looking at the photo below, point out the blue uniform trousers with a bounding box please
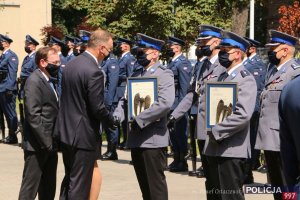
[170,114,188,154]
[0,91,18,131]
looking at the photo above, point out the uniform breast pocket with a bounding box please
[268,90,282,103]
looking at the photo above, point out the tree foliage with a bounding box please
[278,0,300,37]
[61,0,236,45]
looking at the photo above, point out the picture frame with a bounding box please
[205,82,238,131]
[127,77,158,122]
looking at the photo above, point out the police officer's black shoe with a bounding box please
[188,170,198,176]
[257,165,267,173]
[169,161,188,172]
[3,135,18,144]
[196,167,205,178]
[101,151,118,160]
[244,176,254,184]
[167,160,178,171]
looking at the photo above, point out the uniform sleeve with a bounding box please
[171,92,197,120]
[178,60,192,102]
[105,60,120,106]
[212,76,257,141]
[135,70,175,128]
[6,53,18,91]
[0,56,9,68]
[126,56,136,77]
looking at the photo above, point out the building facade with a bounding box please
[0,0,51,74]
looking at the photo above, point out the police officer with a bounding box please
[203,31,256,200]
[0,34,19,144]
[114,37,136,149]
[255,30,300,200]
[166,36,192,172]
[168,26,224,176]
[188,40,207,176]
[73,37,83,56]
[20,35,39,79]
[114,33,175,200]
[19,35,39,98]
[47,36,67,96]
[243,37,267,184]
[76,30,91,56]
[101,52,120,160]
[279,74,300,196]
[64,35,76,62]
[18,35,39,130]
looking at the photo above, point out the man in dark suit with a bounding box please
[19,47,60,200]
[56,29,118,200]
[279,74,300,196]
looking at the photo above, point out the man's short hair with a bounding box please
[35,47,57,66]
[88,29,113,48]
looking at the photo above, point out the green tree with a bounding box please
[62,0,234,44]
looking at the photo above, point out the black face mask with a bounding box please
[201,45,213,57]
[61,45,69,57]
[195,48,203,58]
[24,47,31,54]
[113,46,122,56]
[73,49,80,56]
[103,52,110,62]
[246,50,251,58]
[268,51,280,66]
[137,52,151,67]
[166,48,175,58]
[218,51,232,68]
[0,44,4,51]
[46,63,60,78]
[79,48,85,54]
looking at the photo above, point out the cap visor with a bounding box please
[265,42,280,47]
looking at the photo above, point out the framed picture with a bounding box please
[205,82,238,130]
[127,77,158,121]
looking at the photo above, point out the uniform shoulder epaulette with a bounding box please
[240,70,250,78]
[159,65,167,70]
[291,63,300,70]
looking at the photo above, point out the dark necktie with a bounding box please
[24,55,30,62]
[141,69,147,76]
[271,67,278,76]
[218,72,229,82]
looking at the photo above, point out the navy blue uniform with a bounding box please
[243,54,267,181]
[0,49,18,132]
[114,52,136,147]
[113,52,136,102]
[19,52,37,98]
[279,75,300,193]
[167,54,192,155]
[66,51,76,62]
[57,54,68,97]
[102,54,120,144]
[244,54,266,112]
